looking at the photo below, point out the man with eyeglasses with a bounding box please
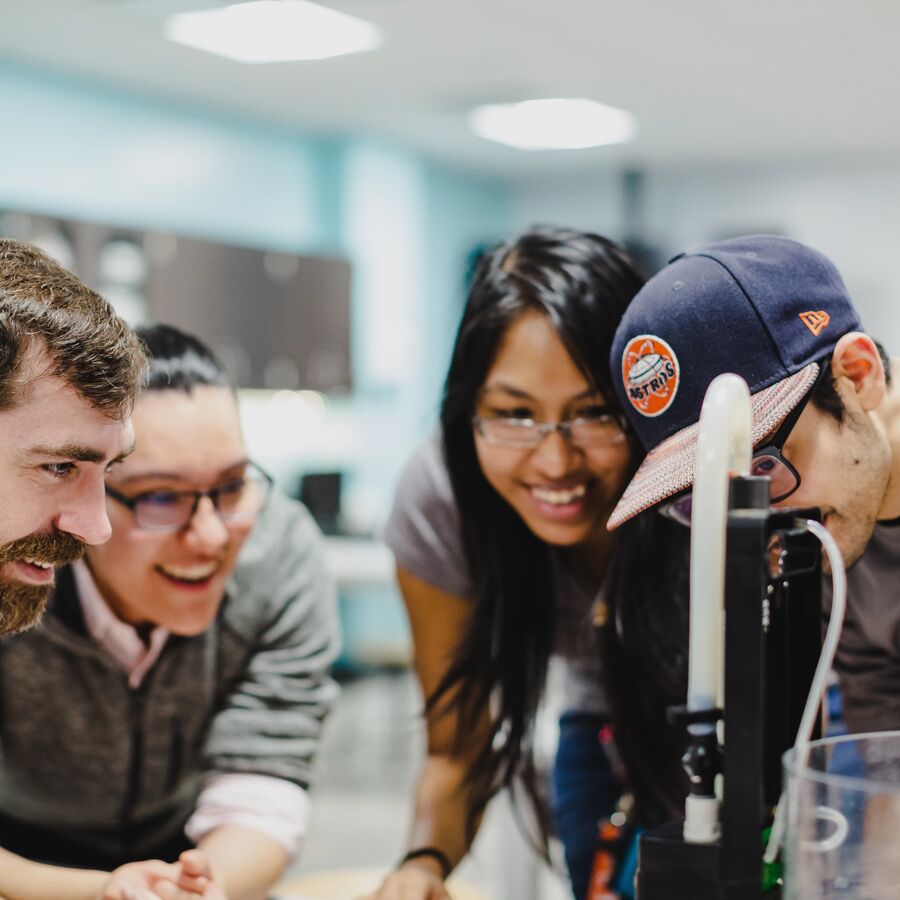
[0,324,339,899]
[606,234,900,738]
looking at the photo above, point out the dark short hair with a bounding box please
[0,239,147,417]
[136,323,231,394]
[812,338,892,423]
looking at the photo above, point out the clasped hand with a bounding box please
[97,849,227,900]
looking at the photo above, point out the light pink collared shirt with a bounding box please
[72,559,170,689]
[70,560,310,856]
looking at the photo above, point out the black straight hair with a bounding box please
[432,225,646,842]
[136,323,231,394]
[604,510,691,817]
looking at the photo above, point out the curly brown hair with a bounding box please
[0,239,146,417]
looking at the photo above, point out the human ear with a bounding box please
[830,332,886,412]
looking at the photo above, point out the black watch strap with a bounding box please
[397,846,453,880]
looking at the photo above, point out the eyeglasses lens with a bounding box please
[662,454,799,526]
[569,419,627,447]
[749,454,799,503]
[478,418,624,448]
[480,419,537,448]
[667,494,693,526]
[134,469,269,531]
[135,493,196,530]
[217,474,264,518]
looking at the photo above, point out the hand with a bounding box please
[153,851,228,900]
[97,850,226,900]
[96,859,182,900]
[355,865,451,900]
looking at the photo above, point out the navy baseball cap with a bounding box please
[607,235,863,529]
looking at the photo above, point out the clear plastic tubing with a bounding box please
[763,518,847,864]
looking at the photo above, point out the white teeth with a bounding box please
[21,558,52,569]
[531,483,587,506]
[159,563,218,582]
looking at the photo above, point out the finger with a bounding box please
[175,873,210,893]
[124,861,182,884]
[120,890,162,900]
[387,868,440,897]
[152,881,208,900]
[177,849,213,878]
[419,885,451,900]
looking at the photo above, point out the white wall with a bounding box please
[509,159,900,355]
[643,161,900,353]
[507,168,624,239]
[0,64,338,252]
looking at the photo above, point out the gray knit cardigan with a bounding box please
[0,489,340,862]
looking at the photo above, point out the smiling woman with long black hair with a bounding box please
[364,226,677,900]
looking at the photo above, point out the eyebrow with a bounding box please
[28,442,135,465]
[113,457,250,485]
[479,382,601,402]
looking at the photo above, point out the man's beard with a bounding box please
[0,531,86,635]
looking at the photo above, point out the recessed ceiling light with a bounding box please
[469,98,636,151]
[165,0,383,64]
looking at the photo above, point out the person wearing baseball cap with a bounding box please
[608,234,900,736]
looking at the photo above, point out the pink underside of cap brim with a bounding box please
[607,362,821,530]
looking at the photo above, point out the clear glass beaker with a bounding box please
[784,730,900,899]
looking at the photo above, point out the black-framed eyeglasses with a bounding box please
[106,462,273,533]
[472,413,627,450]
[659,364,830,527]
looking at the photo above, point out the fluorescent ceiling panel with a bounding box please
[469,98,636,151]
[165,0,383,64]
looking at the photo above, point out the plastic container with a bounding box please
[784,730,900,898]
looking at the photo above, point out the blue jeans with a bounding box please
[551,712,626,899]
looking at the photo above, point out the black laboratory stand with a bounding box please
[636,476,823,900]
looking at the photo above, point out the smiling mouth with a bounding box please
[7,558,57,585]
[530,483,587,506]
[156,562,220,585]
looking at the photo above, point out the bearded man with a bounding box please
[0,238,144,633]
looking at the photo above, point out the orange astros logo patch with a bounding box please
[799,310,830,336]
[622,335,680,418]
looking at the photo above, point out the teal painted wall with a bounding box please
[0,64,341,252]
[420,166,509,428]
[0,62,512,524]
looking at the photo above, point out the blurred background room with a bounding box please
[1,2,899,896]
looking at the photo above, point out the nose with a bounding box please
[55,472,113,545]
[184,496,229,550]
[530,428,579,478]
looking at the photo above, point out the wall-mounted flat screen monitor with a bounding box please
[0,211,352,393]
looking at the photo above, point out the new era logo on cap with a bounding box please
[799,310,831,336]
